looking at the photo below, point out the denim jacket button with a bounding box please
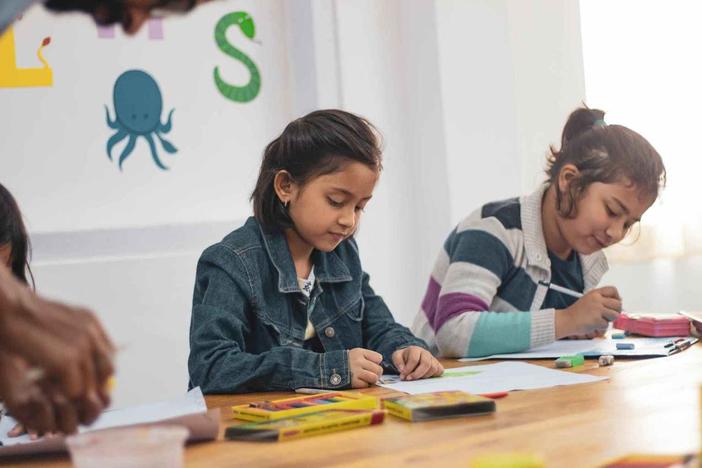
[324,326,335,338]
[330,373,342,386]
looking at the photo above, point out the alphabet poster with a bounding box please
[0,1,292,233]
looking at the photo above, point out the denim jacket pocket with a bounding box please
[345,295,364,322]
[313,287,364,332]
[329,277,364,316]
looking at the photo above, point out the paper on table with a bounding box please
[378,361,606,395]
[0,387,219,457]
[458,337,694,362]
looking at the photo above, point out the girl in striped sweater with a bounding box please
[412,107,666,358]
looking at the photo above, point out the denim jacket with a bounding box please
[188,217,427,393]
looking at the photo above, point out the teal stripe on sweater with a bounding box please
[466,311,531,357]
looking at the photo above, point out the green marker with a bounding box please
[555,355,585,368]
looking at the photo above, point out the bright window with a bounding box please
[580,0,702,260]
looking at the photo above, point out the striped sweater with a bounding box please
[411,185,609,358]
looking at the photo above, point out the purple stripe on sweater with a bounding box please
[421,277,441,326]
[433,293,489,331]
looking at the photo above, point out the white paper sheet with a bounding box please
[378,361,607,395]
[0,387,219,457]
[458,337,696,361]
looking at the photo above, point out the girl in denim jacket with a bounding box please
[188,109,443,393]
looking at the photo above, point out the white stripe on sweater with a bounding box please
[435,312,480,358]
[439,261,499,307]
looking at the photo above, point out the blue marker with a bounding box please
[616,343,635,350]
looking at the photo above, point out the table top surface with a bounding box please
[3,345,701,467]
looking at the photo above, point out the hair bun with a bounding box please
[560,106,606,148]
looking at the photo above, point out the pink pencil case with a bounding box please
[613,313,691,337]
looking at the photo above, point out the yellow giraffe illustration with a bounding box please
[0,26,52,88]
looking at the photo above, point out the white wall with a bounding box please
[334,0,453,325]
[334,0,422,325]
[338,0,586,325]
[435,0,587,224]
[4,0,591,408]
[33,250,200,408]
[601,256,702,314]
[579,0,702,314]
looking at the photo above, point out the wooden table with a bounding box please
[4,345,702,467]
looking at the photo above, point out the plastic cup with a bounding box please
[66,425,189,468]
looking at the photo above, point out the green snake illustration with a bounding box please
[213,11,261,103]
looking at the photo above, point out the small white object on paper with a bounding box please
[378,361,606,395]
[458,337,689,362]
[0,387,219,457]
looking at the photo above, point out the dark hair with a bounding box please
[45,0,197,27]
[251,109,383,231]
[0,183,34,287]
[546,106,666,218]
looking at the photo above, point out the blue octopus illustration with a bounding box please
[105,69,177,171]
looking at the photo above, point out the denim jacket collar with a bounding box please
[255,219,353,294]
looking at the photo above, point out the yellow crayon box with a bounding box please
[225,409,386,442]
[383,391,496,422]
[232,391,380,422]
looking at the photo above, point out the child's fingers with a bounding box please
[357,369,381,385]
[361,359,383,377]
[362,349,383,364]
[401,348,422,378]
[391,350,406,373]
[350,374,370,389]
[432,359,444,377]
[597,286,621,299]
[416,357,438,380]
[602,297,622,312]
[602,308,620,323]
[407,352,432,380]
[424,360,441,379]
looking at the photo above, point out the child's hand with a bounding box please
[555,286,621,339]
[391,346,443,381]
[348,348,383,388]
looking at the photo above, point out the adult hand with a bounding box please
[0,350,101,435]
[0,265,114,428]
